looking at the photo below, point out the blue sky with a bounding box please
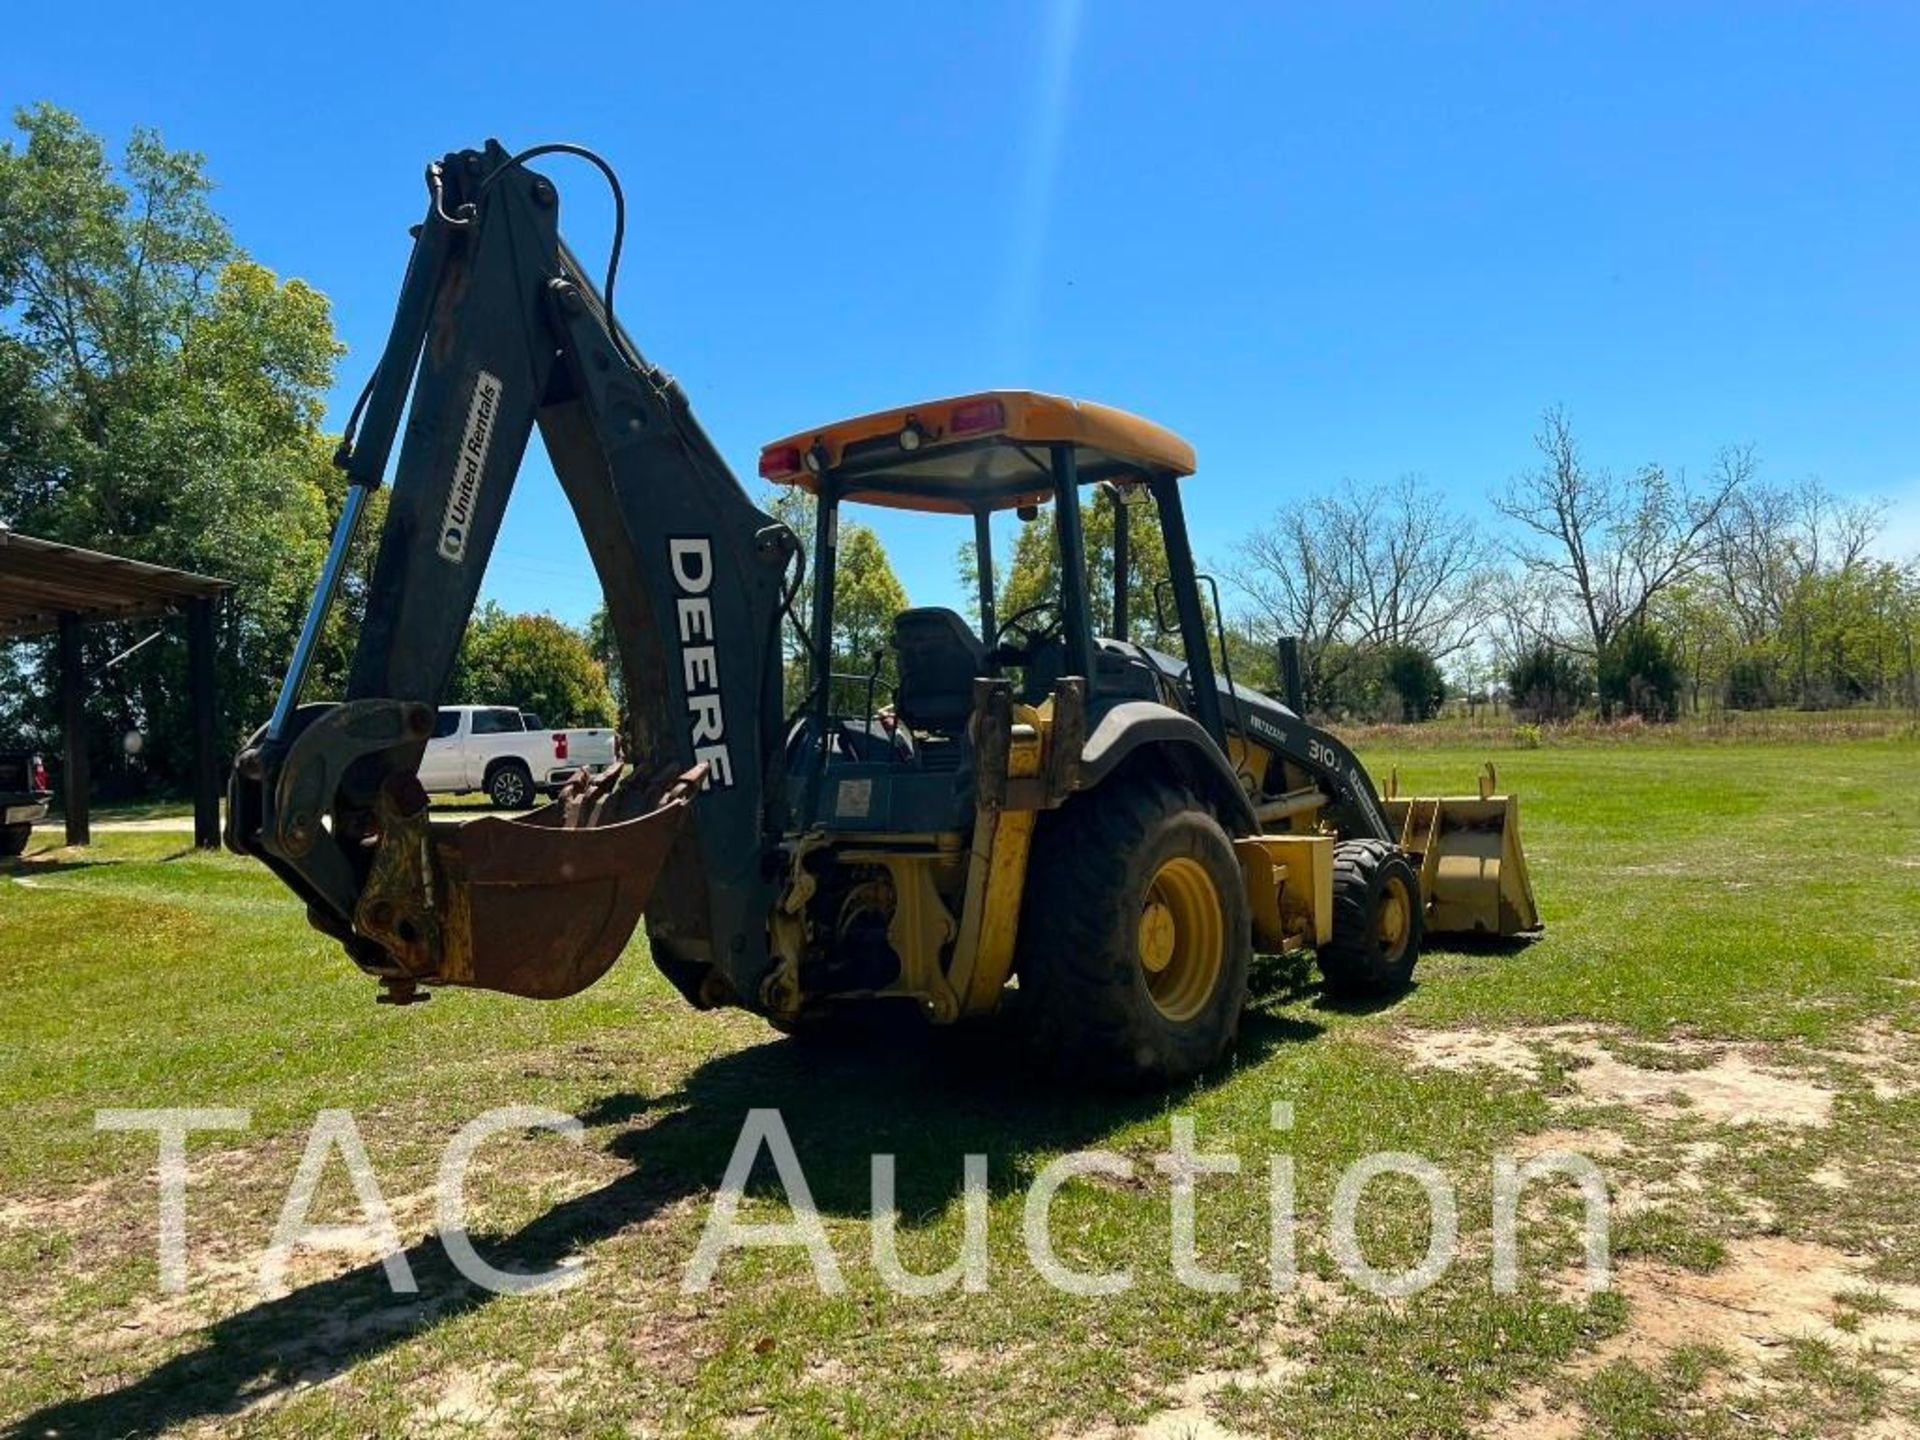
[8,2,1918,622]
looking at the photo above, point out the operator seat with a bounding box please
[891,607,987,730]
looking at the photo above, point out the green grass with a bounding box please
[1,736,1917,1438]
[1611,1209,1728,1274]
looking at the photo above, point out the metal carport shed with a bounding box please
[0,529,231,848]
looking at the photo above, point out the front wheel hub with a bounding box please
[1138,901,1176,973]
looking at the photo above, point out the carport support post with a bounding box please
[57,611,89,847]
[187,597,220,849]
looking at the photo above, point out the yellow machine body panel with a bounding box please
[1234,834,1334,952]
[948,709,1047,1015]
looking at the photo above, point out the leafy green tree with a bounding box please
[1220,619,1280,695]
[834,525,909,670]
[584,603,623,717]
[1724,653,1776,711]
[760,485,909,708]
[448,604,616,726]
[0,103,343,791]
[1598,622,1681,720]
[1379,645,1448,721]
[980,488,1172,643]
[1507,644,1592,722]
[1655,580,1740,714]
[1777,559,1916,708]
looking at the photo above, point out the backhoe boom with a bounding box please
[228,141,796,1005]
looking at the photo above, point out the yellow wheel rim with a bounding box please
[1377,875,1412,961]
[1139,857,1224,1022]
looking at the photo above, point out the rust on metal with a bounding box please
[353,763,706,1000]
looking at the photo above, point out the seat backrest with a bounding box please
[892,607,986,728]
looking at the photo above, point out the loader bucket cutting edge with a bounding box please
[1380,783,1541,939]
[356,765,704,1001]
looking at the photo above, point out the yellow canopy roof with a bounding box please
[759,390,1196,514]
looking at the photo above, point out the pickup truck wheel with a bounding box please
[1,823,31,858]
[486,761,534,810]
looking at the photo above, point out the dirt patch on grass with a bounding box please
[1406,1021,1920,1433]
[1512,1127,1631,1161]
[1074,1288,1332,1439]
[1476,1382,1584,1439]
[1564,1040,1834,1126]
[409,1361,512,1435]
[1478,1237,1920,1437]
[0,1175,119,1232]
[1401,1029,1550,1080]
[1836,1020,1920,1101]
[1597,1237,1920,1370]
[1399,1026,1838,1126]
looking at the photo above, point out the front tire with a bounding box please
[1016,782,1252,1085]
[1317,839,1422,999]
[486,761,534,810]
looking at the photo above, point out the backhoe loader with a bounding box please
[228,141,1539,1084]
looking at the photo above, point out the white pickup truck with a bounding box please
[419,705,619,808]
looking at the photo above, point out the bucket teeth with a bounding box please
[353,763,706,999]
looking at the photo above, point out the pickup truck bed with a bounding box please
[420,706,618,808]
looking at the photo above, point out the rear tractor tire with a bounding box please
[487,761,534,810]
[1317,839,1422,1000]
[1016,782,1252,1086]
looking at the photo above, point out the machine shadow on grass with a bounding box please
[7,1008,1322,1439]
[4,845,196,876]
[1426,933,1541,959]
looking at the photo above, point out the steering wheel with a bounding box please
[988,598,1063,665]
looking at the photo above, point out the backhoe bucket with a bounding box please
[1381,764,1541,939]
[353,764,704,1001]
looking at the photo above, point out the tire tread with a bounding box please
[1016,781,1250,1084]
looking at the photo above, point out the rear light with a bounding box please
[759,445,802,479]
[949,398,1005,435]
[553,733,569,761]
[31,759,49,791]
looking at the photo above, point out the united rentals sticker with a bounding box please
[438,370,503,563]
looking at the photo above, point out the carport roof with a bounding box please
[0,529,230,638]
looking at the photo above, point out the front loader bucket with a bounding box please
[1381,764,1541,939]
[353,764,704,1001]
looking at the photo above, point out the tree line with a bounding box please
[4,105,1913,806]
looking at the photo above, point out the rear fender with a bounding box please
[1074,702,1258,832]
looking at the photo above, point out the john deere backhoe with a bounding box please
[228,141,1539,1084]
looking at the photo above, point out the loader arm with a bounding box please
[228,141,797,1006]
